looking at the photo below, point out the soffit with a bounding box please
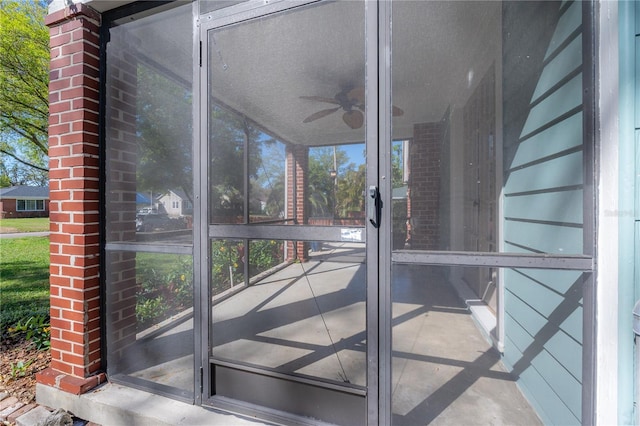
[49,0,134,14]
[123,1,501,146]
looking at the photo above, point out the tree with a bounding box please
[0,160,48,187]
[250,139,285,218]
[336,163,365,217]
[308,146,349,217]
[136,66,193,203]
[0,0,49,180]
[391,141,405,188]
[0,174,11,188]
[208,104,264,218]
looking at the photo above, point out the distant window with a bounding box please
[172,201,179,209]
[16,199,45,211]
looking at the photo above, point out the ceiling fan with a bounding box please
[300,86,404,129]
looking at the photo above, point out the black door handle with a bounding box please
[368,186,380,228]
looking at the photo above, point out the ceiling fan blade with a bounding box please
[353,104,402,116]
[343,110,364,129]
[347,86,365,104]
[300,96,340,105]
[303,107,341,123]
[392,105,404,117]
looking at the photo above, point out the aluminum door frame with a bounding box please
[196,1,382,423]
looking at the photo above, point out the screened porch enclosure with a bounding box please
[103,1,591,424]
[106,243,541,425]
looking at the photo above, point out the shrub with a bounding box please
[9,315,50,350]
[135,257,194,328]
[249,240,284,275]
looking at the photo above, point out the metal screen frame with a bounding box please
[198,1,375,424]
[380,1,598,425]
[99,0,598,423]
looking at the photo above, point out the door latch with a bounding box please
[368,186,380,228]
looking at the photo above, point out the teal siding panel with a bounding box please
[503,242,531,254]
[520,74,582,138]
[637,130,640,218]
[504,313,582,420]
[559,302,583,342]
[505,151,583,194]
[504,311,581,382]
[513,268,584,293]
[533,35,582,102]
[619,4,636,420]
[504,190,583,224]
[504,286,582,352]
[619,4,637,421]
[636,2,640,37]
[503,267,584,420]
[544,1,582,60]
[503,220,582,254]
[505,311,537,356]
[535,349,581,416]
[505,270,584,342]
[545,330,582,381]
[505,270,583,331]
[501,338,550,426]
[505,290,548,336]
[503,2,584,423]
[504,334,581,425]
[506,272,568,318]
[510,112,582,169]
[637,223,640,293]
[635,37,640,127]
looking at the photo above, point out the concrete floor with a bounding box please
[390,265,540,425]
[116,242,541,425]
[212,243,368,386]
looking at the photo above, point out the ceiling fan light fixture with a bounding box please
[301,85,402,129]
[343,110,364,129]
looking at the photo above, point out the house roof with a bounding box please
[159,189,190,201]
[0,185,50,200]
[392,185,408,200]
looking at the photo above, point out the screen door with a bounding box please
[199,1,375,423]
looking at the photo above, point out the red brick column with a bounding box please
[103,27,139,366]
[406,122,443,250]
[285,145,309,261]
[37,3,106,395]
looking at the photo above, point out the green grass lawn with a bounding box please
[0,217,49,233]
[0,237,50,333]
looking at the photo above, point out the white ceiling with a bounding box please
[119,1,502,146]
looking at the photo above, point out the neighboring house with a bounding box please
[157,189,193,217]
[0,185,49,218]
[36,1,639,425]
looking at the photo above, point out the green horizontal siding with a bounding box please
[533,35,582,102]
[505,151,583,194]
[504,332,581,425]
[504,189,583,224]
[544,1,582,61]
[510,112,582,169]
[504,221,582,254]
[637,130,640,217]
[502,1,584,424]
[635,37,640,128]
[520,74,582,138]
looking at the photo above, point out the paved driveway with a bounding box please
[0,232,49,238]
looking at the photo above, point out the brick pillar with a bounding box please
[37,3,106,395]
[103,28,139,366]
[285,145,309,262]
[406,122,443,250]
